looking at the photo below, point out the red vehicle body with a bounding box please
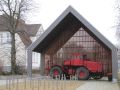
[49,53,104,80]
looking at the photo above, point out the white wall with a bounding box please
[0,25,44,72]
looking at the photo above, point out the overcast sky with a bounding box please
[27,0,117,45]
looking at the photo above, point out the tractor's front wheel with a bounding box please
[49,66,63,78]
[76,67,89,80]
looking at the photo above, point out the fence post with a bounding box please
[8,79,10,90]
[52,76,54,90]
[6,78,8,89]
[16,78,19,90]
[30,78,32,88]
[64,74,66,90]
[43,78,45,90]
[32,78,34,90]
[38,79,39,90]
[24,77,26,90]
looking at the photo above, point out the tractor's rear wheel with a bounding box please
[49,66,63,78]
[76,67,89,80]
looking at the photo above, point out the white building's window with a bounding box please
[32,52,40,63]
[6,32,11,43]
[32,52,40,68]
[0,32,11,44]
[0,33,3,44]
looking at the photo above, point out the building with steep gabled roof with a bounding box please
[0,15,44,72]
[27,6,118,82]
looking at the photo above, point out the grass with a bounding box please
[0,80,85,90]
[118,83,120,88]
[118,72,120,88]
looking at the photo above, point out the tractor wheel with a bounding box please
[49,66,63,78]
[76,67,89,80]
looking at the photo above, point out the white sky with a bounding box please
[27,0,117,45]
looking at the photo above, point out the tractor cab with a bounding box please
[71,53,85,59]
[63,53,87,66]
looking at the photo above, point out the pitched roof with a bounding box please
[27,6,116,52]
[25,24,41,36]
[0,15,41,47]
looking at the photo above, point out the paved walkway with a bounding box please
[76,81,119,90]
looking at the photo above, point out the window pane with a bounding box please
[0,33,3,44]
[6,32,11,43]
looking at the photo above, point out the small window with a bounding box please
[79,54,87,60]
[79,55,83,60]
[83,55,87,60]
[0,32,11,44]
[0,33,2,44]
[6,32,11,43]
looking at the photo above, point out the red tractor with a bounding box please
[49,53,105,80]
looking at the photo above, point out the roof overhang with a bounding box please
[27,6,117,53]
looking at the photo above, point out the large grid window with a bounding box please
[44,28,112,75]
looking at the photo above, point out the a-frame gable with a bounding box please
[27,6,116,52]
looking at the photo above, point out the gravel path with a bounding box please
[76,81,119,90]
[0,80,7,85]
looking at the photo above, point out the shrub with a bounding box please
[14,65,25,75]
[2,71,11,75]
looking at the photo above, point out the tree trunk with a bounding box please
[11,32,16,74]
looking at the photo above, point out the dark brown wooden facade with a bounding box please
[44,27,112,75]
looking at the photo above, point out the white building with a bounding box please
[0,15,44,72]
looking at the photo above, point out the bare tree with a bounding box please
[115,0,120,41]
[0,0,32,74]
